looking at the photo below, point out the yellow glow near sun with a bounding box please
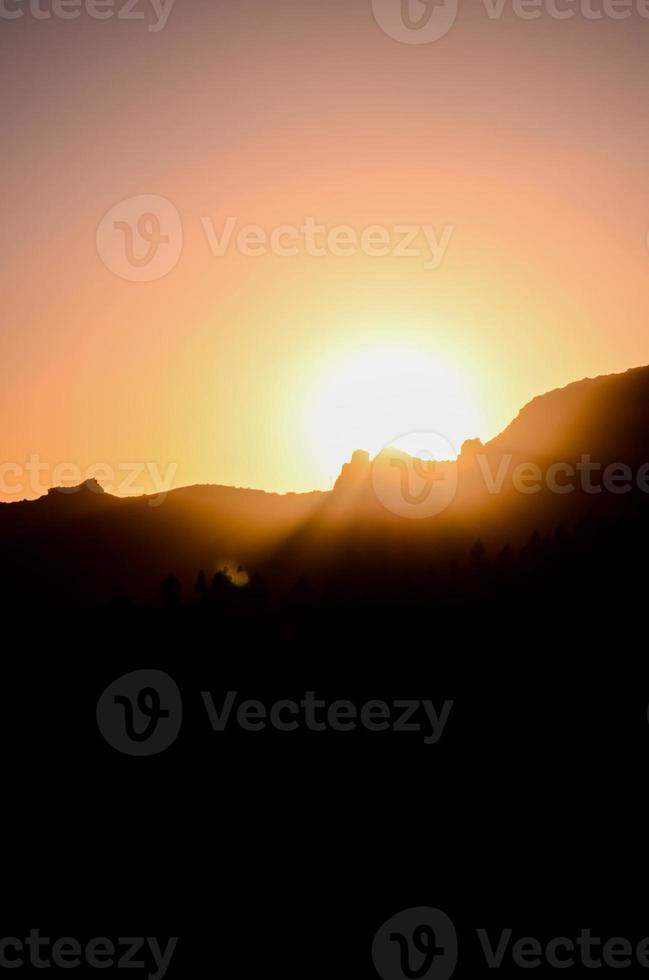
[308,344,480,483]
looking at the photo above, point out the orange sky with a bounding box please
[2,0,649,500]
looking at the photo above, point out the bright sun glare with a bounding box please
[309,345,480,483]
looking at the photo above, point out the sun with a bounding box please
[308,344,480,483]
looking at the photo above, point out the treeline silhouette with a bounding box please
[84,501,648,672]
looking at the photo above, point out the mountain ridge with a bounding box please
[5,363,649,510]
[2,363,649,611]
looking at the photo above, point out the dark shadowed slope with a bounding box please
[486,365,649,462]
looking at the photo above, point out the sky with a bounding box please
[2,0,649,500]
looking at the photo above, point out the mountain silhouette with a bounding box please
[2,365,649,615]
[487,364,649,462]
